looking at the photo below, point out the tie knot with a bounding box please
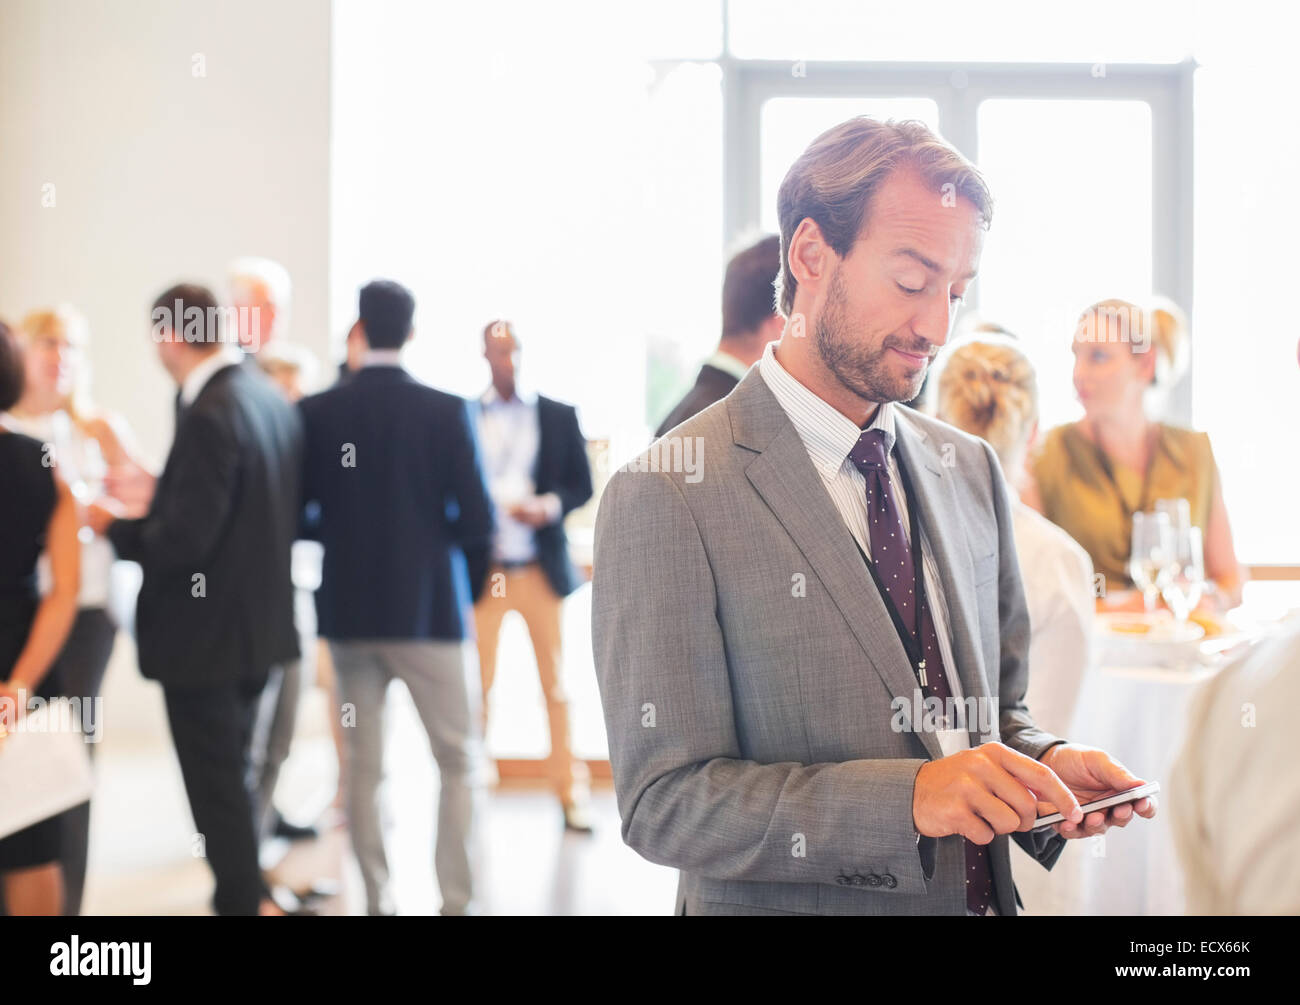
[849,428,890,473]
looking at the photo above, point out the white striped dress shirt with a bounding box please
[759,342,992,914]
[758,341,965,705]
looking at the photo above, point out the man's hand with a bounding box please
[507,493,561,528]
[1039,743,1157,838]
[86,497,125,535]
[103,462,156,517]
[913,742,1083,843]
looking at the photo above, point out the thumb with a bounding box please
[1090,751,1143,791]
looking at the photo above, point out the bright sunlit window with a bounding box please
[334,0,1300,567]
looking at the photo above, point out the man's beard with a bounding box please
[814,267,932,405]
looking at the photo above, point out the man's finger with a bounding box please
[1087,750,1144,791]
[995,747,1082,822]
[966,787,1023,839]
[956,809,997,846]
[985,766,1040,830]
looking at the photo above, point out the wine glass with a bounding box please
[1161,525,1205,625]
[1155,498,1191,553]
[1129,511,1175,614]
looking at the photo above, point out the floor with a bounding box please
[79,581,677,916]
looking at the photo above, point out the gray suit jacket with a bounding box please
[592,367,1068,915]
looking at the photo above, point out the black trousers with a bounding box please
[164,676,269,916]
[48,607,117,916]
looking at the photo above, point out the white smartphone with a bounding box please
[1032,781,1160,830]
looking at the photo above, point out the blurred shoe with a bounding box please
[293,880,341,905]
[272,813,320,842]
[268,885,322,917]
[562,801,594,834]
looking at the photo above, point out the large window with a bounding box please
[976,98,1153,431]
[332,3,1300,769]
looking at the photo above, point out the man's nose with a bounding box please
[912,294,954,349]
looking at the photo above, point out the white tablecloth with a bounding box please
[1014,659,1220,915]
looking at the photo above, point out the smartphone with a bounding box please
[1032,781,1160,829]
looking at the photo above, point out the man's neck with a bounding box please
[717,337,765,370]
[772,336,879,428]
[174,348,223,387]
[492,378,516,401]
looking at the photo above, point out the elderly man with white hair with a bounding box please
[229,255,292,355]
[226,257,330,907]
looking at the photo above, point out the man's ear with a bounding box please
[404,326,415,345]
[787,217,834,305]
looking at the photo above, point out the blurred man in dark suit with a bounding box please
[474,321,594,832]
[299,281,494,916]
[654,234,783,438]
[91,283,302,916]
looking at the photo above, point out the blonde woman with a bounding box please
[934,332,1095,739]
[0,320,80,915]
[2,305,151,914]
[934,332,1097,914]
[1025,299,1242,606]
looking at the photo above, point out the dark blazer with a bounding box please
[109,363,302,690]
[299,366,494,641]
[528,395,594,598]
[654,363,740,439]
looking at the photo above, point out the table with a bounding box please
[1013,583,1300,914]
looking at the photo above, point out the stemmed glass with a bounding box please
[1129,511,1175,614]
[1161,525,1205,625]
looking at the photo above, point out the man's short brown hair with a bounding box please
[721,234,781,340]
[775,117,993,318]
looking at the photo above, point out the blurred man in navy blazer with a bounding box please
[299,280,495,915]
[473,321,594,831]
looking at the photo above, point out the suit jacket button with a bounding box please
[882,874,897,889]
[866,873,882,887]
[850,873,866,886]
[836,875,850,886]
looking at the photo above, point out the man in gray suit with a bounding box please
[593,116,1156,916]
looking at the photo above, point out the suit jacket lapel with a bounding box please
[893,413,993,730]
[731,372,944,760]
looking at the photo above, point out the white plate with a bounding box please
[1097,611,1206,668]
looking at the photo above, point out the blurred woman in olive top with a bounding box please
[1025,298,1243,605]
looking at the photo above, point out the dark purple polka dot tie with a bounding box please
[848,428,994,916]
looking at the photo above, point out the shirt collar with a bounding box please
[362,348,404,368]
[705,348,752,382]
[180,345,244,406]
[758,340,895,479]
[480,383,537,407]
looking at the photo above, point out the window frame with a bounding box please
[721,56,1196,422]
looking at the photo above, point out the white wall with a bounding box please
[0,0,331,460]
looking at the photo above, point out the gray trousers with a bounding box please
[329,639,486,916]
[249,659,302,844]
